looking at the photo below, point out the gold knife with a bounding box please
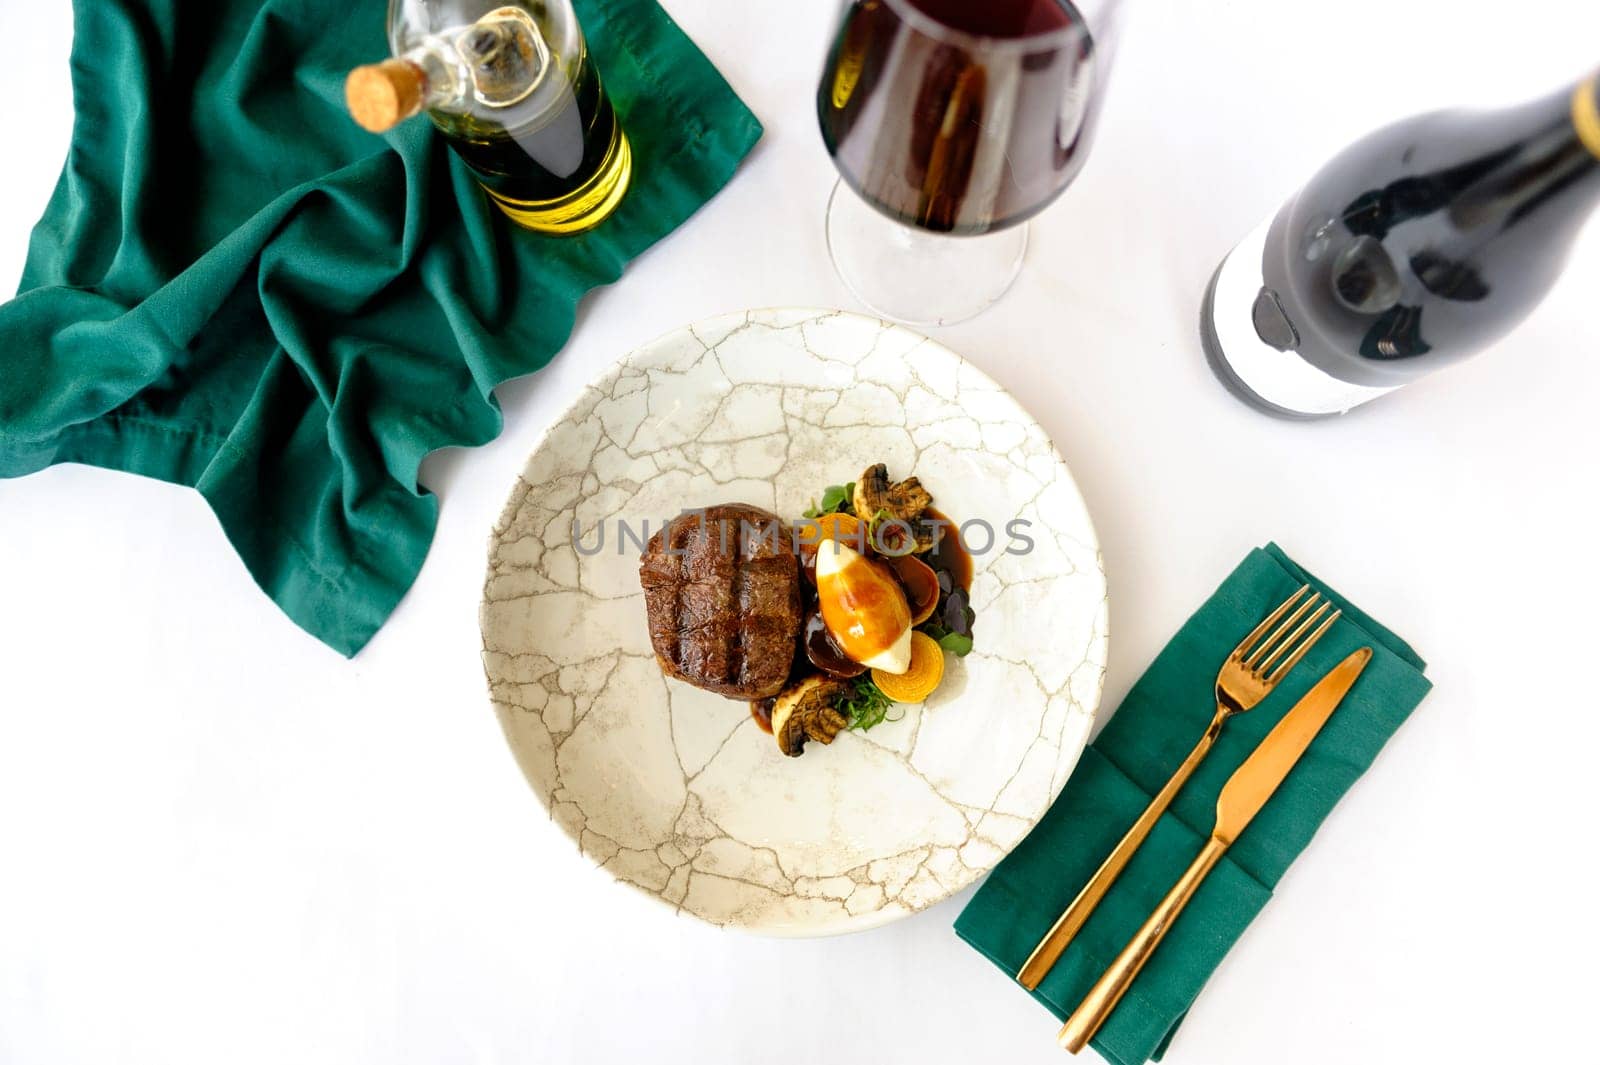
[1057,646,1374,1053]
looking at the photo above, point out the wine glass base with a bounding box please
[825,180,1028,327]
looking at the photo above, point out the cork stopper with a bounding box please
[346,59,426,133]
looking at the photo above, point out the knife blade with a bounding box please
[1213,646,1373,844]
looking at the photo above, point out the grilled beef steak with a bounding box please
[639,504,802,699]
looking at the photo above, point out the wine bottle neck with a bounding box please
[1444,75,1600,240]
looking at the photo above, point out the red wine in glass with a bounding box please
[818,0,1106,237]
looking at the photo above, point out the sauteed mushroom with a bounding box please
[853,463,932,524]
[854,463,937,554]
[769,675,850,757]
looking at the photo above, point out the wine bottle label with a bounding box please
[1207,217,1401,416]
[1574,74,1600,160]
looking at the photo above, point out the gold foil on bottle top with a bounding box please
[1573,74,1600,160]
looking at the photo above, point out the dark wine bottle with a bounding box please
[1202,72,1600,417]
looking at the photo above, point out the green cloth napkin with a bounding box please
[955,544,1432,1065]
[0,0,762,656]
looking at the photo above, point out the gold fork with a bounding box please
[1016,585,1340,990]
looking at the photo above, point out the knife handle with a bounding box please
[1017,709,1228,990]
[1057,836,1230,1053]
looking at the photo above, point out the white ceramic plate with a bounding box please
[480,308,1108,935]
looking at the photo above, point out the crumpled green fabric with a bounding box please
[955,544,1433,1065]
[0,0,762,655]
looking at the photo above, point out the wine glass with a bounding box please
[816,0,1122,325]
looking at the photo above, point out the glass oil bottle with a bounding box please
[347,1,631,234]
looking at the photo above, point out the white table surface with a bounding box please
[2,1,1597,1062]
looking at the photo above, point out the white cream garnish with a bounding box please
[812,537,855,581]
[815,540,913,674]
[858,627,912,674]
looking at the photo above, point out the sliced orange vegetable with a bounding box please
[871,631,945,703]
[815,512,863,548]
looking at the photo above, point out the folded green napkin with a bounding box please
[0,0,761,656]
[955,544,1432,1065]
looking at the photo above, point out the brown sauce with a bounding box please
[923,507,972,591]
[751,697,775,734]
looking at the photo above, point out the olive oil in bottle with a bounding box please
[346,1,631,235]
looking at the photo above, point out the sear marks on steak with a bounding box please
[639,504,802,699]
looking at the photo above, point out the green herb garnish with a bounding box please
[837,675,901,731]
[803,482,855,519]
[918,617,975,657]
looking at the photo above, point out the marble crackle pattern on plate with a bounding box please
[480,308,1108,936]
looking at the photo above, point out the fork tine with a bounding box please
[1254,602,1331,674]
[1232,585,1310,661]
[1266,608,1342,684]
[1243,593,1320,668]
